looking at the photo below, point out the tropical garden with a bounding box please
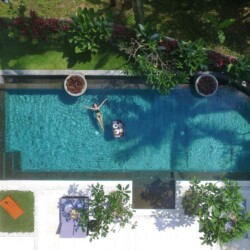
[0,0,249,93]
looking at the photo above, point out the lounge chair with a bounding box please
[59,196,89,238]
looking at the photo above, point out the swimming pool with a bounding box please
[5,86,250,172]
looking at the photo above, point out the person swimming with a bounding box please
[84,99,107,131]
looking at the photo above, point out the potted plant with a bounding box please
[78,183,137,241]
[64,73,87,96]
[182,178,250,248]
[182,189,199,216]
[195,73,218,97]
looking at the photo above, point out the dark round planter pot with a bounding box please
[195,74,218,97]
[64,74,87,97]
[88,219,98,232]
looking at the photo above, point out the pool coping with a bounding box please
[0,69,125,76]
[0,70,250,181]
[0,69,249,95]
[0,70,151,90]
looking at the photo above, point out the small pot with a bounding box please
[195,74,218,97]
[64,74,87,97]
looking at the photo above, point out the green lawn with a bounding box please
[0,191,34,232]
[0,0,105,18]
[0,39,127,70]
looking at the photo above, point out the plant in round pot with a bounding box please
[182,178,250,248]
[78,183,137,242]
[64,74,87,96]
[195,73,218,97]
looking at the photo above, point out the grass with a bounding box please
[0,39,127,70]
[0,0,110,18]
[0,190,34,232]
[0,0,249,70]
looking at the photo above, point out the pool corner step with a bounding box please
[5,152,13,178]
[3,151,21,179]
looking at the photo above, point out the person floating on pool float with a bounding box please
[84,99,107,131]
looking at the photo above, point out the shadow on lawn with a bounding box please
[0,37,126,70]
[61,44,92,68]
[61,43,126,70]
[146,0,250,56]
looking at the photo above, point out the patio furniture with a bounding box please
[59,196,89,238]
[0,195,24,219]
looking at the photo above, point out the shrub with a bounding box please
[226,56,250,84]
[7,10,65,43]
[120,24,192,94]
[203,12,235,44]
[208,50,236,70]
[78,183,136,241]
[172,39,208,76]
[182,178,250,247]
[112,23,135,42]
[0,17,9,38]
[158,37,179,52]
[66,7,112,54]
[126,53,189,94]
[135,23,160,43]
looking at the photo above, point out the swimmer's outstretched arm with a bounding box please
[98,99,108,108]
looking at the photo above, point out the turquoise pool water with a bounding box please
[5,87,250,172]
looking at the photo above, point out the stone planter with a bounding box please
[195,73,218,97]
[64,74,87,96]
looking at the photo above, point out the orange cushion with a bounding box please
[0,195,24,219]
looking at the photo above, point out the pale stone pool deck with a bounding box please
[0,180,249,250]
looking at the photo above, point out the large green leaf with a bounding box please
[219,18,235,29]
[217,30,225,44]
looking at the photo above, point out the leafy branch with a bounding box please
[182,178,250,247]
[79,183,137,242]
[203,12,235,44]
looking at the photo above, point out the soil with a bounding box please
[197,75,217,95]
[66,75,85,94]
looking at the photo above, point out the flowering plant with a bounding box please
[112,24,135,42]
[208,50,236,70]
[8,10,70,43]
